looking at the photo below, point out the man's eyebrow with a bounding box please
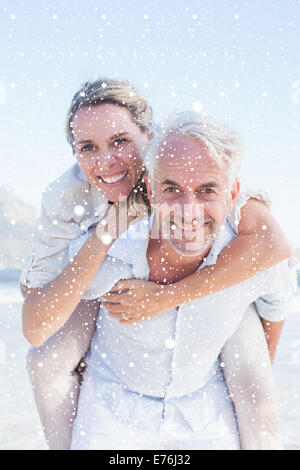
[198,181,219,188]
[161,178,181,186]
[161,179,219,188]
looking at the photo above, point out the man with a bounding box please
[70,112,292,449]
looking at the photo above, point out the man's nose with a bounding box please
[182,195,204,222]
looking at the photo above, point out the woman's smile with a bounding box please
[98,171,129,185]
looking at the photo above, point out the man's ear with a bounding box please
[140,130,151,149]
[145,130,151,141]
[227,178,240,212]
[143,174,155,205]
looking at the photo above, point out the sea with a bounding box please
[0,270,299,450]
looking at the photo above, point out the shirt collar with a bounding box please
[91,186,110,218]
[198,222,236,270]
[108,215,153,270]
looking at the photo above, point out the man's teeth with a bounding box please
[172,221,208,231]
[100,171,127,184]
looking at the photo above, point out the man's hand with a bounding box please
[101,279,175,324]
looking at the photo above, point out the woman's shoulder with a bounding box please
[19,165,108,289]
[42,163,89,211]
[41,163,108,223]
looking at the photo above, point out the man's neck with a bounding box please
[147,234,209,284]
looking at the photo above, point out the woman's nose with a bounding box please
[95,152,118,171]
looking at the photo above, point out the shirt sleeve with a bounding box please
[226,183,297,322]
[227,183,272,234]
[19,193,84,289]
[254,260,296,322]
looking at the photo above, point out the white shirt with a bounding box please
[70,216,293,450]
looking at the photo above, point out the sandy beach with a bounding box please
[0,279,299,450]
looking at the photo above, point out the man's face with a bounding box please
[147,133,239,257]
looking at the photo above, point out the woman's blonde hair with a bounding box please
[66,78,153,147]
[127,170,151,217]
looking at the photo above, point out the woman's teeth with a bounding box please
[100,171,128,184]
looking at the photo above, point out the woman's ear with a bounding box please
[142,174,154,205]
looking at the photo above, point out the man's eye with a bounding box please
[81,144,95,152]
[200,188,215,194]
[164,187,181,194]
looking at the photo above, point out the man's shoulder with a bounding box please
[227,182,271,234]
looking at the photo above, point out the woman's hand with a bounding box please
[101,279,175,324]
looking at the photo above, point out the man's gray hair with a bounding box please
[144,111,243,186]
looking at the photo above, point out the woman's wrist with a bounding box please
[90,227,114,255]
[160,283,186,310]
[164,279,203,308]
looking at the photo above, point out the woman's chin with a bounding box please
[95,182,135,202]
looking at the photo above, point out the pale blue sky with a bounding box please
[0,0,299,243]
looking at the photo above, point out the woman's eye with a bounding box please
[80,144,96,152]
[113,138,128,147]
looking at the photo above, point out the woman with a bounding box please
[21,78,292,449]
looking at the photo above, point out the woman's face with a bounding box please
[72,103,149,201]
